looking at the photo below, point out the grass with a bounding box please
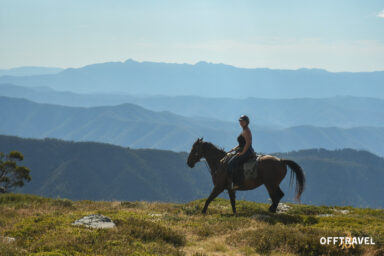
[0,194,383,256]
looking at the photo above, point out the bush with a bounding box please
[51,199,73,208]
[0,193,50,206]
[120,201,140,208]
[118,216,186,247]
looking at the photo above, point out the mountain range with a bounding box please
[0,59,383,98]
[1,135,383,208]
[1,96,384,156]
[0,95,237,151]
[0,66,63,76]
[1,61,382,209]
[1,83,384,128]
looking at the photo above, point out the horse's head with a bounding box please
[187,137,204,168]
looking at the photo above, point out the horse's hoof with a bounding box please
[269,207,277,213]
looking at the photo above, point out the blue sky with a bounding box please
[1,0,383,71]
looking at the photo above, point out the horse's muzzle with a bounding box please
[187,160,195,168]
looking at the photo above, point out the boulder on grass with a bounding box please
[72,214,115,229]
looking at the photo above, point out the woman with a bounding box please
[228,115,255,189]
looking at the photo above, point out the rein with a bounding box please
[200,142,226,176]
[202,159,211,175]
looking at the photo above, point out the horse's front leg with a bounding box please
[228,189,236,214]
[202,186,224,214]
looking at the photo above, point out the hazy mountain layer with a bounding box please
[0,66,63,76]
[1,96,384,156]
[1,83,384,128]
[0,60,383,98]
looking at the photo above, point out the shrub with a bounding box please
[118,216,186,247]
[51,199,73,208]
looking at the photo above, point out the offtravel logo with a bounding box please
[320,232,375,249]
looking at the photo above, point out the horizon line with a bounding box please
[1,59,384,73]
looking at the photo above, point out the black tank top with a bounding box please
[237,134,246,148]
[237,133,254,152]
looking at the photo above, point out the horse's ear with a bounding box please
[199,137,204,142]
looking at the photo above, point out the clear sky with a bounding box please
[1,0,383,71]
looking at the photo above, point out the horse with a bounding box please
[186,138,305,214]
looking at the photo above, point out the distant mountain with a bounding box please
[0,66,63,76]
[0,60,383,98]
[1,83,384,127]
[1,96,384,156]
[0,135,383,208]
[0,96,237,151]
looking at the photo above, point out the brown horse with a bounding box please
[186,138,305,214]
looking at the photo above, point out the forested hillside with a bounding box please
[1,135,383,208]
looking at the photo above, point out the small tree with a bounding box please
[0,151,31,193]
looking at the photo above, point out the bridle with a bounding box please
[195,141,219,176]
[189,140,225,176]
[192,141,203,163]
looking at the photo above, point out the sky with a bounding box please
[0,0,384,71]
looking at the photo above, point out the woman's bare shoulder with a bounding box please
[243,127,252,136]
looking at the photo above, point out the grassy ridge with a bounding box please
[0,194,383,256]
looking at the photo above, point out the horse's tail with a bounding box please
[282,159,305,201]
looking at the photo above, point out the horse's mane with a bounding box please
[202,141,226,155]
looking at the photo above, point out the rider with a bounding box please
[227,115,255,190]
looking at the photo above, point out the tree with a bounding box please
[0,151,31,193]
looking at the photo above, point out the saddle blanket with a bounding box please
[243,154,262,179]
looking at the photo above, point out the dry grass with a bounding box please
[0,194,383,256]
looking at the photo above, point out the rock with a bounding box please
[317,214,334,217]
[276,203,291,213]
[0,236,16,243]
[148,213,163,222]
[149,213,162,217]
[334,209,350,214]
[72,214,115,229]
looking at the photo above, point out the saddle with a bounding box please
[221,152,262,179]
[243,153,262,179]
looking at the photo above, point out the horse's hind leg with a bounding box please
[265,184,284,213]
[277,186,284,201]
[202,186,224,214]
[228,189,236,214]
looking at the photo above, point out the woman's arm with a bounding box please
[239,129,252,155]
